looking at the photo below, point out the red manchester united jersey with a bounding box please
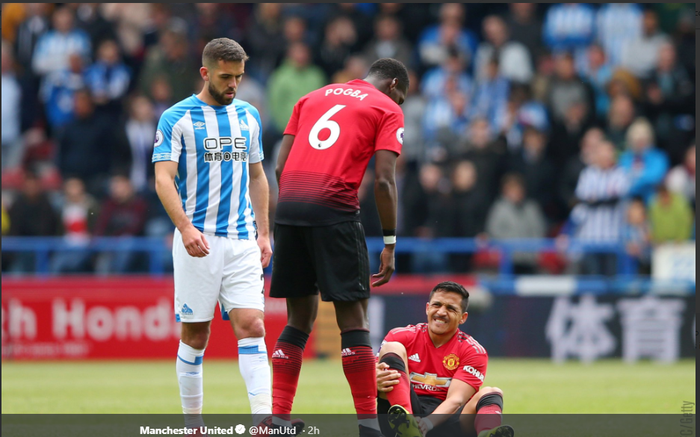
[381,323,488,401]
[276,79,404,226]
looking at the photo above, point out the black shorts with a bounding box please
[270,221,370,302]
[378,388,469,437]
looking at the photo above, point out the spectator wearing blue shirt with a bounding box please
[620,9,670,80]
[542,3,595,73]
[595,3,642,68]
[422,75,471,158]
[83,39,132,117]
[39,52,85,135]
[543,4,595,51]
[31,6,91,78]
[579,43,613,121]
[496,84,550,152]
[621,197,651,274]
[420,47,473,100]
[416,3,478,73]
[2,40,23,171]
[474,15,533,85]
[469,55,509,130]
[514,102,549,142]
[618,117,669,203]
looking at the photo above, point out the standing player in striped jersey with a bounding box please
[269,58,408,437]
[376,282,513,437]
[153,38,273,429]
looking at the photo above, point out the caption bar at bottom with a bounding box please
[140,425,320,435]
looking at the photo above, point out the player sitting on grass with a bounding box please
[376,281,514,437]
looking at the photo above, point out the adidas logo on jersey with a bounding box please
[341,348,355,357]
[181,304,193,315]
[239,119,249,131]
[272,349,288,359]
[408,353,421,363]
[193,121,206,130]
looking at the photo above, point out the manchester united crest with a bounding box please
[442,353,459,370]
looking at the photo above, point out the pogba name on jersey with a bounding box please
[275,79,404,227]
[324,87,369,100]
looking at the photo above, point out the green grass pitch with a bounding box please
[2,358,694,414]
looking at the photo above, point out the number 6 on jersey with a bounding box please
[308,104,346,150]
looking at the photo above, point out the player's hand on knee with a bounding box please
[376,362,400,392]
[182,226,210,257]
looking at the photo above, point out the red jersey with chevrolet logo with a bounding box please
[381,323,488,400]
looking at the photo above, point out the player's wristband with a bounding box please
[383,229,396,245]
[423,417,434,432]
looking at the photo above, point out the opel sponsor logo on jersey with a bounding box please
[396,127,404,145]
[203,136,248,163]
[154,130,164,147]
[442,353,459,370]
[203,136,246,151]
[462,365,484,381]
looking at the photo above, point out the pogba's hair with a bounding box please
[202,38,249,67]
[429,281,470,313]
[367,58,409,94]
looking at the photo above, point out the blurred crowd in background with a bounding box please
[1,3,695,276]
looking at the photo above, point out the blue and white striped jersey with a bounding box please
[571,165,630,242]
[542,4,596,51]
[31,30,92,76]
[596,4,642,67]
[152,95,264,240]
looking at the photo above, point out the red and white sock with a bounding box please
[341,329,380,431]
[474,393,504,435]
[271,326,308,428]
[378,352,412,413]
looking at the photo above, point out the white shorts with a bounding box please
[173,228,265,322]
